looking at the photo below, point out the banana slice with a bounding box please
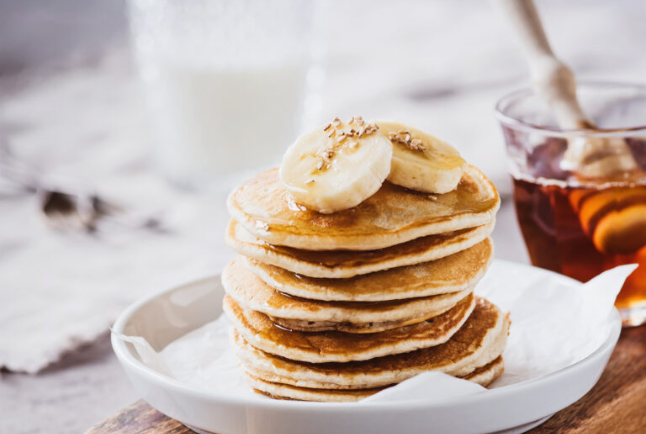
[280,117,392,214]
[377,121,466,194]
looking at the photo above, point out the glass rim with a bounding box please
[494,80,646,138]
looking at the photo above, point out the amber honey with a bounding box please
[511,140,646,320]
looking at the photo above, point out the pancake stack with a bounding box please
[222,119,508,402]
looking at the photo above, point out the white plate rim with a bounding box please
[111,259,621,413]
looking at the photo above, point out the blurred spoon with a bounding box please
[1,137,164,233]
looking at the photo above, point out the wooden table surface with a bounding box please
[87,325,646,434]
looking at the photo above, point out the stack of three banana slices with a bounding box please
[280,117,467,213]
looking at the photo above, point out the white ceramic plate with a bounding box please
[112,260,621,434]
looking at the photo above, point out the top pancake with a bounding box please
[227,164,499,251]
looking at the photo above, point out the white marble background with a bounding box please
[0,0,644,433]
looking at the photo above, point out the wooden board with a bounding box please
[86,326,646,434]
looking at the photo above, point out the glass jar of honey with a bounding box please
[496,82,646,327]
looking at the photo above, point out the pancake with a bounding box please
[224,293,475,363]
[226,219,495,279]
[232,297,509,390]
[462,355,504,386]
[244,356,504,402]
[227,164,499,251]
[245,372,381,402]
[243,238,492,302]
[222,258,474,333]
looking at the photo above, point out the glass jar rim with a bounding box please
[494,80,646,138]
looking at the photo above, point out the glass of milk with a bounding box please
[127,0,319,189]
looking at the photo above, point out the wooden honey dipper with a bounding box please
[493,0,642,181]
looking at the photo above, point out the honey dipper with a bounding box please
[493,0,642,181]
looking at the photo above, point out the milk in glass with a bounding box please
[128,0,314,188]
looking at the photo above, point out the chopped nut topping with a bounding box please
[409,139,425,151]
[314,116,376,170]
[389,130,426,152]
[287,198,309,211]
[255,220,270,231]
[363,122,379,135]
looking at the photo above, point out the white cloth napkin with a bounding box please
[0,52,234,373]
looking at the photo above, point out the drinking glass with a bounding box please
[127,0,318,189]
[496,81,646,327]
